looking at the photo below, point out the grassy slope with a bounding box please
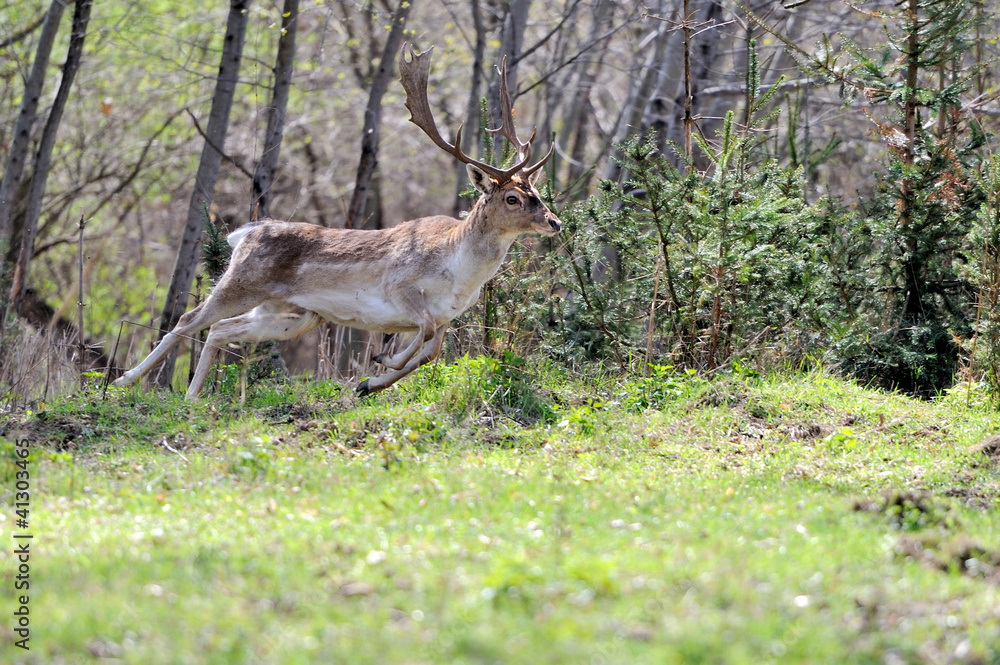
[2,360,999,664]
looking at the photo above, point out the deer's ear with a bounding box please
[467,164,497,195]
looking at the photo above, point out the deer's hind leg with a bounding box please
[114,282,270,389]
[187,304,321,400]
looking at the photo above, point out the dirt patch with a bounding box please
[8,410,85,449]
[896,534,1000,583]
[780,422,830,441]
[969,435,1000,465]
[856,490,1000,583]
[692,382,748,409]
[258,401,317,425]
[943,486,997,511]
[776,417,861,442]
[852,490,960,530]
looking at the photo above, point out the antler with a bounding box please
[398,44,547,184]
[486,57,533,163]
[486,56,554,179]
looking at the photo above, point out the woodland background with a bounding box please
[2,0,1000,404]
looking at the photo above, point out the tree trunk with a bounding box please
[488,0,530,133]
[452,0,487,216]
[346,0,412,229]
[562,0,613,191]
[0,0,69,254]
[155,0,251,389]
[251,0,299,220]
[603,15,673,183]
[9,0,93,310]
[900,0,922,320]
[680,1,726,167]
[339,0,413,378]
[682,0,693,161]
[244,0,299,382]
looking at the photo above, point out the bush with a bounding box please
[544,126,834,374]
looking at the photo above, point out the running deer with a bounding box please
[115,45,560,399]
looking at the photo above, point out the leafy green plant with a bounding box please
[549,128,830,373]
[623,364,707,412]
[823,426,858,454]
[201,204,232,285]
[964,153,1000,400]
[417,352,554,424]
[229,435,275,479]
[535,40,840,375]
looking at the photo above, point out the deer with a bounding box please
[114,45,561,400]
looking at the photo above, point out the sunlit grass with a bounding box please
[2,361,999,664]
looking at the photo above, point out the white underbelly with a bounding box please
[290,281,483,333]
[290,290,415,333]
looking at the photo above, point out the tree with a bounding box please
[852,0,984,394]
[451,0,487,216]
[9,0,94,310]
[601,7,673,184]
[746,0,986,394]
[560,0,613,191]
[346,0,413,229]
[0,0,70,264]
[251,0,300,220]
[487,0,530,130]
[154,0,251,389]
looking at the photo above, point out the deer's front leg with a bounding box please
[359,324,447,395]
[373,286,437,370]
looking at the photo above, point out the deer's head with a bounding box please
[467,168,561,238]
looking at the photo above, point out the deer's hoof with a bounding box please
[372,353,387,365]
[113,370,136,387]
[356,379,371,397]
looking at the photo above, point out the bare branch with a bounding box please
[517,17,637,98]
[0,11,46,51]
[512,0,586,67]
[185,108,254,180]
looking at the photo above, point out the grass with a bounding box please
[2,358,999,664]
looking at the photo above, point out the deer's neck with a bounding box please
[459,196,514,263]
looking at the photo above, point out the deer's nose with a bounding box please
[548,216,561,233]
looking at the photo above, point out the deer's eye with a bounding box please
[505,195,519,206]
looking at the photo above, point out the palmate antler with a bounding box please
[486,56,553,179]
[398,44,553,184]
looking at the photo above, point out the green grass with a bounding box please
[2,360,999,664]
